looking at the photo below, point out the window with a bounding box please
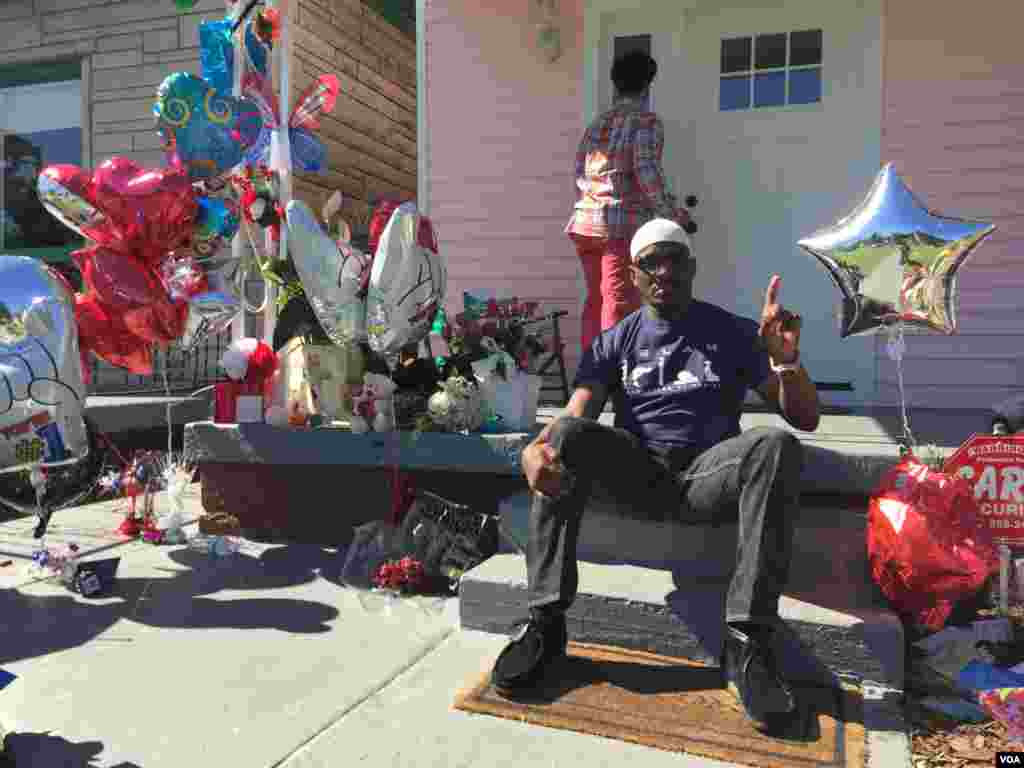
[720,29,822,111]
[0,59,83,264]
[613,34,652,111]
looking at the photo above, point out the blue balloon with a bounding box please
[154,72,264,180]
[193,196,240,256]
[289,129,327,174]
[199,19,234,96]
[245,20,269,77]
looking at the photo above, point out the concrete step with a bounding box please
[86,394,213,433]
[112,397,987,496]
[458,493,904,692]
[537,406,988,495]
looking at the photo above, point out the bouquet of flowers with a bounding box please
[372,556,429,594]
[438,293,547,380]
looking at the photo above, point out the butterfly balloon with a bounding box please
[366,203,446,357]
[286,199,370,346]
[244,73,340,173]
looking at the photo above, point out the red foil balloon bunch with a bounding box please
[39,157,202,375]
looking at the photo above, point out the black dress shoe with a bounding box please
[721,623,798,735]
[491,610,568,697]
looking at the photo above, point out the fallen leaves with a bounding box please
[908,606,1024,767]
[909,673,1020,768]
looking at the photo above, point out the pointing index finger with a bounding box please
[765,275,782,307]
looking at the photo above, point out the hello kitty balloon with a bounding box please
[365,202,445,357]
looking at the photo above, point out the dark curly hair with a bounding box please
[611,50,657,97]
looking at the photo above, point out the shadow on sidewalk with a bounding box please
[4,731,142,767]
[0,544,347,666]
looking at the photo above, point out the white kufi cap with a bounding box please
[630,218,692,262]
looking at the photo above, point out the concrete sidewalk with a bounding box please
[0,492,905,767]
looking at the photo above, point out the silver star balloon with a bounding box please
[798,163,995,337]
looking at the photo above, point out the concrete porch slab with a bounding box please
[184,420,533,474]
[462,494,904,692]
[86,394,212,433]
[184,403,989,497]
[537,406,985,495]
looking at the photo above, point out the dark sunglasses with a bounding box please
[632,248,695,277]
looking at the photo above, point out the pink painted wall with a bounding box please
[426,0,1024,409]
[877,0,1024,408]
[424,0,586,387]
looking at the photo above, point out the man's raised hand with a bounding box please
[759,275,802,365]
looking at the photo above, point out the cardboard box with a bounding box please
[272,338,365,422]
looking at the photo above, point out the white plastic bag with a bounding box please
[479,370,542,432]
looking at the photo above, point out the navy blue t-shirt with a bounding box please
[573,302,772,456]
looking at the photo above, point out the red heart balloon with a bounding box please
[36,164,109,243]
[80,246,165,310]
[123,294,188,345]
[75,293,154,374]
[91,157,197,265]
[42,156,200,375]
[77,246,188,345]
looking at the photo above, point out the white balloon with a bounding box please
[0,256,88,475]
[286,200,368,346]
[365,202,446,357]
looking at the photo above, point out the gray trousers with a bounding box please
[526,419,804,624]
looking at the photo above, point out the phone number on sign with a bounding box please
[990,519,1024,529]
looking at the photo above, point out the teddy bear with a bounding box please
[349,372,398,433]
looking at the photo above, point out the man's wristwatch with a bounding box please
[770,355,800,375]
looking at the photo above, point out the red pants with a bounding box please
[571,234,640,354]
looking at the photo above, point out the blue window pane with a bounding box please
[753,71,785,108]
[789,68,822,104]
[2,128,82,251]
[719,75,750,111]
[26,127,81,165]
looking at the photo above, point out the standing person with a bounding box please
[566,50,691,354]
[491,219,821,738]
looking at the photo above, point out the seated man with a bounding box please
[991,393,1024,435]
[491,219,821,736]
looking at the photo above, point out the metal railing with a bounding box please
[86,332,231,396]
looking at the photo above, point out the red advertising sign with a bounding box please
[944,434,1024,546]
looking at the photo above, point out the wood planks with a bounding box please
[290,0,417,233]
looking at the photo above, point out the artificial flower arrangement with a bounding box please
[413,295,548,434]
[438,294,547,380]
[372,556,429,595]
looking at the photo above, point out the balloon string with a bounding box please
[240,219,269,315]
[162,365,172,459]
[889,322,917,450]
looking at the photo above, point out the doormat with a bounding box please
[454,642,866,768]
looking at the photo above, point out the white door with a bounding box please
[588,0,883,405]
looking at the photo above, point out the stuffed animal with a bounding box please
[428,376,485,433]
[349,372,398,433]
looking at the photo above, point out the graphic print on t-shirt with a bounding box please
[620,337,722,396]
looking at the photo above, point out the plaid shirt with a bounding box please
[565,98,679,241]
